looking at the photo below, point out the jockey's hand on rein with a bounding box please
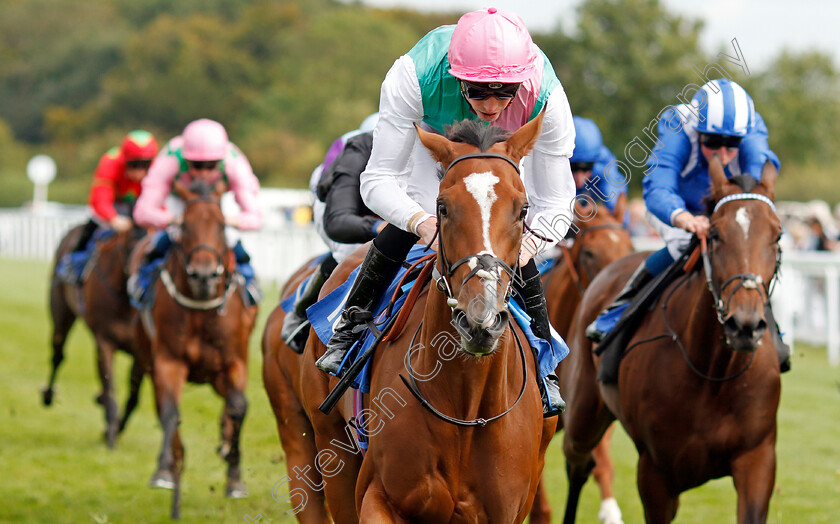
[416,216,439,251]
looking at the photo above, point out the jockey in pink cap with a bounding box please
[131,118,264,306]
[316,8,577,417]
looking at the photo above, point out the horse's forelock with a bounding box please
[188,179,214,199]
[445,120,510,152]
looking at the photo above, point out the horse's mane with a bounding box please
[436,120,511,180]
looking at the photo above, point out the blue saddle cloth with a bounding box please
[57,229,115,284]
[302,245,569,393]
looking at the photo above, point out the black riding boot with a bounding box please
[315,244,403,375]
[585,261,653,342]
[765,304,791,373]
[281,255,338,354]
[74,219,98,252]
[516,262,566,417]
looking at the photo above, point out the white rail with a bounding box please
[2,207,838,365]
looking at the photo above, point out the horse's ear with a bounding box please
[173,181,193,201]
[612,193,628,222]
[708,153,728,196]
[416,123,456,167]
[759,160,777,200]
[504,108,544,164]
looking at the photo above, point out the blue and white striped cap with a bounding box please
[692,78,755,138]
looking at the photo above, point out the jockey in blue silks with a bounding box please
[586,78,790,375]
[570,116,627,220]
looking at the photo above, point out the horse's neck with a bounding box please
[415,289,519,420]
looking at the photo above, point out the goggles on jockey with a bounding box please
[126,159,152,170]
[188,160,220,171]
[459,80,521,100]
[699,133,742,150]
[570,161,595,173]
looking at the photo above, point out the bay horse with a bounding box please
[530,202,634,524]
[44,222,146,448]
[563,157,782,523]
[134,180,258,519]
[263,114,552,523]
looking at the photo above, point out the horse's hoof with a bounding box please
[598,497,624,524]
[149,470,176,490]
[226,481,248,499]
[41,388,54,406]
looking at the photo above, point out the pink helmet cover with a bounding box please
[182,118,229,161]
[448,7,538,84]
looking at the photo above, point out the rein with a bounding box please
[399,319,528,427]
[563,223,626,295]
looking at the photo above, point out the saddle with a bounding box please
[594,236,701,383]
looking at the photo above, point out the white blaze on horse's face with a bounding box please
[735,206,751,240]
[463,171,500,256]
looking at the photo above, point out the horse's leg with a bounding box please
[358,480,406,524]
[263,353,330,522]
[528,476,552,524]
[731,439,776,524]
[43,281,75,406]
[93,335,119,449]
[636,452,679,524]
[118,358,144,434]
[592,424,623,524]
[213,358,249,498]
[149,356,187,491]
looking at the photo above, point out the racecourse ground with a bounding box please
[0,257,837,523]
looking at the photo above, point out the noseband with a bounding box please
[703,193,780,324]
[432,152,522,310]
[162,195,236,311]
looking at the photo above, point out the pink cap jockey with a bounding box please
[134,119,263,231]
[448,8,538,84]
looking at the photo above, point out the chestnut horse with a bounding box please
[530,203,634,524]
[134,180,258,519]
[44,224,146,448]
[563,157,782,523]
[263,114,554,522]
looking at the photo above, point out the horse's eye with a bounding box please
[519,204,529,221]
[437,201,448,218]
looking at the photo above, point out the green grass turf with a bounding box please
[0,256,837,523]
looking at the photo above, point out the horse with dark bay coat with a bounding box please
[134,179,258,519]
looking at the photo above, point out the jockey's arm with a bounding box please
[519,89,577,262]
[642,106,693,228]
[739,112,781,177]
[224,146,263,231]
[88,153,120,222]
[133,151,178,229]
[359,56,433,237]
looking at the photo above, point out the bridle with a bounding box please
[403,151,530,427]
[431,152,523,312]
[562,222,626,295]
[161,195,237,311]
[702,192,780,325]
